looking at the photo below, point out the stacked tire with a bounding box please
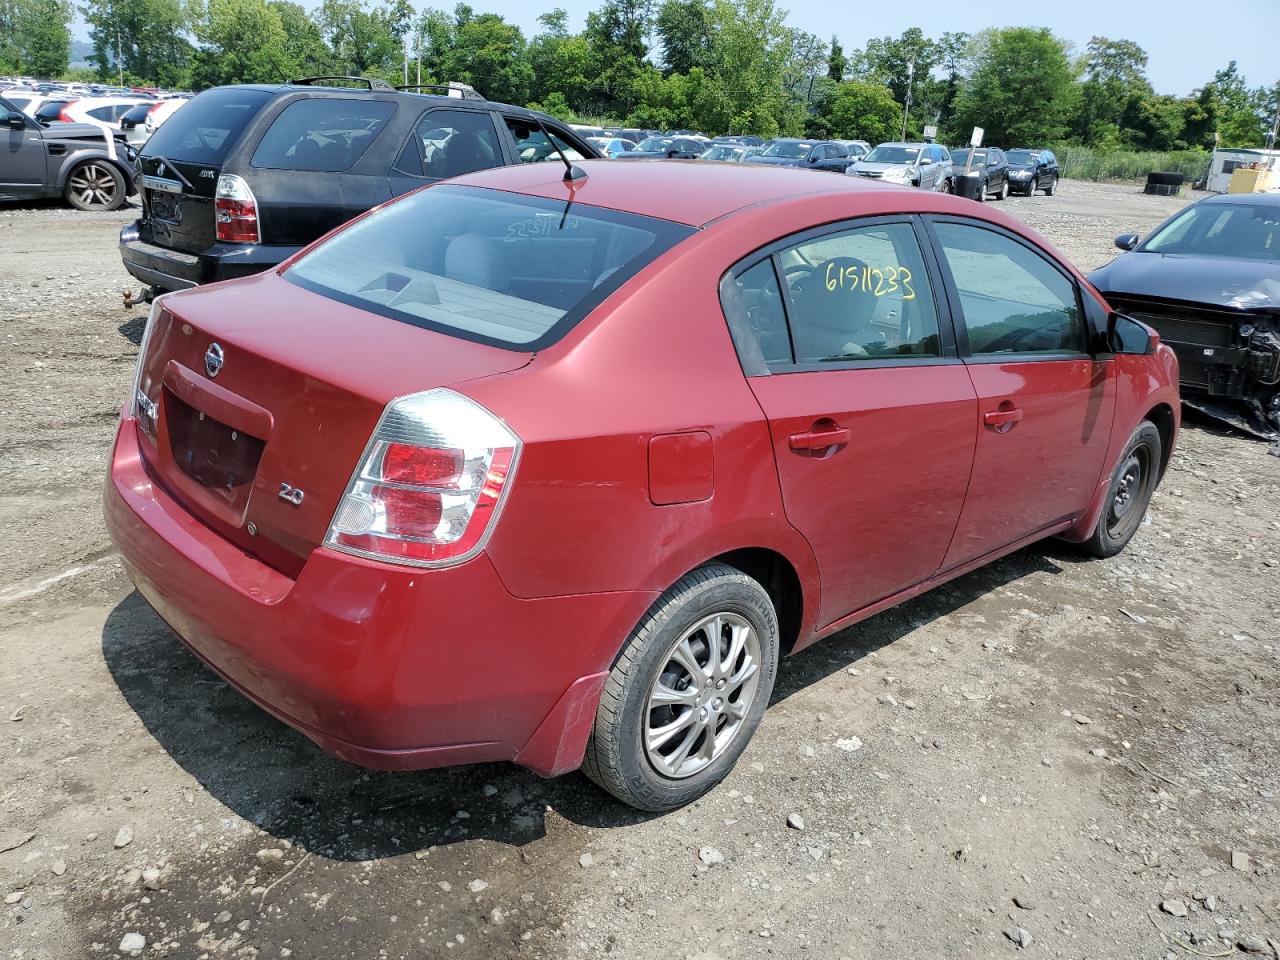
[1144,171,1184,197]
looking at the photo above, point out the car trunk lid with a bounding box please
[133,272,532,577]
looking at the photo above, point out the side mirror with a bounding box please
[1107,312,1155,355]
[4,110,25,129]
[1114,233,1140,252]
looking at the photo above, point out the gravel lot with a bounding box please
[2,181,1278,960]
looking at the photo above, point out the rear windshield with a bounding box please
[34,100,70,120]
[122,103,152,123]
[286,184,695,350]
[251,97,396,172]
[142,86,272,165]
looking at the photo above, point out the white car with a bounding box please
[4,92,61,117]
[49,96,153,137]
[144,97,187,137]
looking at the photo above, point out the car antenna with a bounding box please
[536,117,587,183]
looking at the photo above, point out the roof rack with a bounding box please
[289,76,395,91]
[394,81,484,101]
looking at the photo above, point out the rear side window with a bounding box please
[721,260,790,373]
[88,104,133,122]
[252,98,396,172]
[121,104,151,123]
[34,101,68,121]
[933,222,1086,355]
[143,87,272,164]
[394,108,501,180]
[286,184,693,350]
[780,222,941,363]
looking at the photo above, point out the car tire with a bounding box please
[1044,175,1058,196]
[1028,176,1039,196]
[581,563,780,812]
[1079,421,1162,559]
[64,160,126,212]
[995,179,1008,200]
[942,178,954,194]
[976,179,988,202]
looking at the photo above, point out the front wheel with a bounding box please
[64,160,125,211]
[581,564,779,812]
[1028,176,1039,196]
[941,178,954,194]
[1080,421,1162,558]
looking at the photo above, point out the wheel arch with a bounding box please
[1144,402,1177,479]
[55,151,135,194]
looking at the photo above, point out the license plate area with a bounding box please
[148,188,182,224]
[165,392,265,514]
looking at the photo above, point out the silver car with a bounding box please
[846,142,954,192]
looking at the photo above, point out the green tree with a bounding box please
[812,79,899,142]
[1074,37,1151,145]
[81,0,193,86]
[190,0,288,86]
[826,35,844,83]
[440,11,533,104]
[528,10,593,109]
[314,0,401,75]
[1,0,73,76]
[655,0,711,75]
[271,0,337,78]
[950,27,1077,146]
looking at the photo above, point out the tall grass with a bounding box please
[1049,144,1212,182]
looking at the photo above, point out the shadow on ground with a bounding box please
[101,542,1072,862]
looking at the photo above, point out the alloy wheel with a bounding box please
[68,163,117,209]
[644,612,762,779]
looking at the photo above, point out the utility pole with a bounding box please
[116,28,122,87]
[901,60,914,141]
[1268,87,1279,150]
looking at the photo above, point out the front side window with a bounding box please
[504,118,585,163]
[778,221,941,363]
[394,108,501,179]
[933,221,1086,355]
[252,98,396,172]
[287,184,693,350]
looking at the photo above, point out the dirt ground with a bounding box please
[1,181,1277,960]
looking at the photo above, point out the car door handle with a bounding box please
[983,407,1024,430]
[789,426,851,451]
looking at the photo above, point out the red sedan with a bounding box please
[105,160,1179,811]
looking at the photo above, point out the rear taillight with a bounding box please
[128,296,168,439]
[326,389,520,568]
[215,174,260,244]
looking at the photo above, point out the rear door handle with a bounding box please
[788,426,851,452]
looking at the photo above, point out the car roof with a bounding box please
[450,158,905,227]
[213,83,564,123]
[1200,191,1280,207]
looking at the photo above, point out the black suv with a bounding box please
[1005,148,1059,196]
[119,78,600,295]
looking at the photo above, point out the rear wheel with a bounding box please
[976,178,988,202]
[1080,421,1161,558]
[995,178,1008,200]
[581,563,779,811]
[65,161,125,211]
[1044,175,1058,196]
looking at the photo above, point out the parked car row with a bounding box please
[846,143,1060,199]
[1,78,191,157]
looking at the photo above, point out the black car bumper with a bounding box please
[119,222,303,292]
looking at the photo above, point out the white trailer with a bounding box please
[1204,148,1280,193]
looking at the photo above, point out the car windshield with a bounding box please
[953,149,987,165]
[762,141,812,158]
[287,185,696,350]
[636,137,671,151]
[1006,150,1038,165]
[864,146,919,164]
[702,146,740,160]
[1142,202,1280,261]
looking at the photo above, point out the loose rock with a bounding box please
[1160,899,1188,918]
[118,933,145,952]
[786,813,805,831]
[113,826,133,849]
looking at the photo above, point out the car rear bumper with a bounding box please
[119,221,302,292]
[104,417,653,776]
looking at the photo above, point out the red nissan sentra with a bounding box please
[105,159,1179,811]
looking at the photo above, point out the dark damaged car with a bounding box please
[1090,193,1280,439]
[1,94,137,211]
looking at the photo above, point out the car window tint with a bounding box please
[778,222,941,363]
[503,118,584,164]
[721,259,791,372]
[34,101,68,120]
[252,98,395,172]
[142,87,272,164]
[934,222,1086,355]
[393,108,501,180]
